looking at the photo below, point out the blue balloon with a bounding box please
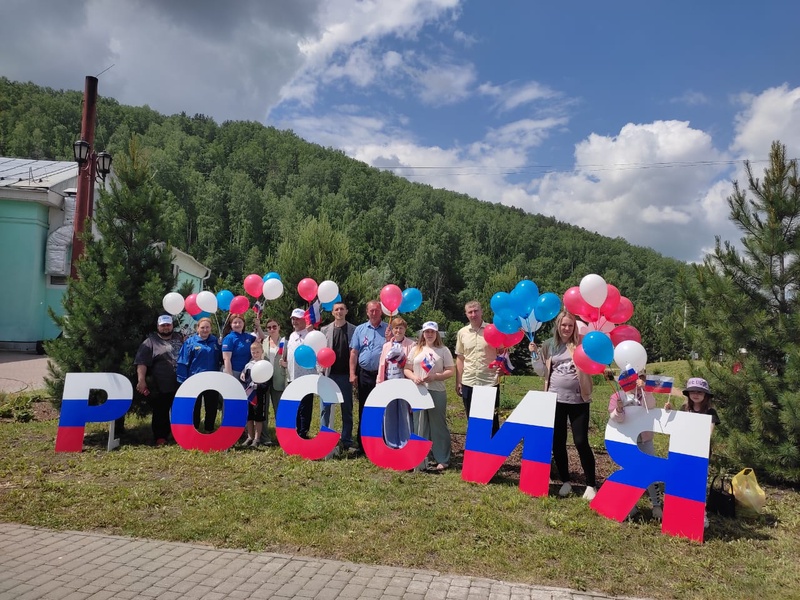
[263,272,281,281]
[321,293,342,312]
[192,310,211,321]
[493,309,520,334]
[294,345,317,369]
[534,292,561,323]
[490,292,515,315]
[398,287,423,313]
[216,289,234,311]
[510,279,540,318]
[582,331,614,365]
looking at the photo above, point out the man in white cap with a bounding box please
[281,308,317,438]
[134,315,184,445]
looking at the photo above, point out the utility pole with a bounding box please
[70,76,98,279]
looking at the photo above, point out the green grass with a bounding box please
[1,363,798,600]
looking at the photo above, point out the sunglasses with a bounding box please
[267,325,279,330]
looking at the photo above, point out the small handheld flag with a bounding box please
[617,366,638,392]
[421,353,437,373]
[644,375,674,394]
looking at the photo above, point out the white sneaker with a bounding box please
[558,482,573,497]
[241,437,253,447]
[582,486,597,501]
[704,513,709,529]
[652,506,663,520]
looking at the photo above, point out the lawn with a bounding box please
[0,361,798,599]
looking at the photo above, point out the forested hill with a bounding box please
[0,77,689,355]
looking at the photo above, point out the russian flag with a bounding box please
[305,300,322,327]
[277,340,284,356]
[421,353,436,373]
[245,381,258,406]
[617,366,638,392]
[645,375,674,394]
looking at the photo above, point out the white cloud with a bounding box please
[670,90,710,106]
[416,61,477,105]
[731,84,800,159]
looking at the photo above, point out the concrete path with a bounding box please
[0,351,49,394]
[0,524,642,600]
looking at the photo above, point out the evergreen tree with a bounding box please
[46,137,176,415]
[683,141,800,483]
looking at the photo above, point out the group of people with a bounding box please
[529,309,719,523]
[134,297,719,508]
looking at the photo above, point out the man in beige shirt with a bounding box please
[455,300,500,434]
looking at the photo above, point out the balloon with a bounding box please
[573,344,607,375]
[229,295,249,314]
[184,293,201,316]
[317,347,336,369]
[599,284,621,317]
[294,345,317,369]
[613,340,648,373]
[490,292,515,315]
[162,292,184,316]
[304,330,327,353]
[563,287,592,318]
[262,272,281,281]
[196,290,218,313]
[262,278,284,301]
[502,330,526,347]
[398,287,423,313]
[250,360,274,384]
[609,325,641,346]
[297,278,318,302]
[607,297,634,324]
[493,309,520,334]
[216,289,234,311]
[244,273,263,297]
[192,310,211,321]
[380,284,403,313]
[534,292,561,323]
[511,279,539,317]
[581,331,614,365]
[321,293,342,312]
[483,324,506,348]
[580,274,608,308]
[381,302,397,317]
[519,314,540,334]
[317,280,340,304]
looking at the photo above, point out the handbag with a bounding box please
[706,475,736,518]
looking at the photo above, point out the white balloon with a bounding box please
[250,360,274,384]
[196,290,218,313]
[262,278,284,301]
[317,280,339,304]
[613,340,648,373]
[162,292,185,316]
[381,302,397,317]
[304,330,327,353]
[579,274,608,308]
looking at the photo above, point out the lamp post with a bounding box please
[70,76,112,279]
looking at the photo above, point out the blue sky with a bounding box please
[2,0,799,261]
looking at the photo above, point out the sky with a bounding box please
[2,0,800,263]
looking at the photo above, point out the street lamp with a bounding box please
[72,139,113,181]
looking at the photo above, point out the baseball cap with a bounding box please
[422,321,438,332]
[157,315,173,326]
[291,308,306,319]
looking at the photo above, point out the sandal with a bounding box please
[435,463,448,471]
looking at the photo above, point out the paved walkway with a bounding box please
[0,351,49,394]
[0,524,641,600]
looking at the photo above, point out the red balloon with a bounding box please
[599,284,621,318]
[380,284,403,312]
[502,330,526,347]
[563,287,592,318]
[483,324,506,348]
[573,344,607,375]
[609,325,641,347]
[229,295,249,314]
[243,273,263,297]
[184,293,201,316]
[607,297,634,324]
[297,277,318,302]
[317,347,336,369]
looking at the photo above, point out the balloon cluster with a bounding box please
[564,274,647,375]
[379,285,423,316]
[292,330,336,370]
[484,279,562,349]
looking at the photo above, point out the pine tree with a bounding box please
[46,137,176,415]
[683,141,800,483]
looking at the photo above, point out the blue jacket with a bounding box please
[177,334,222,383]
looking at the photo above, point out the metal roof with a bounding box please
[0,157,77,190]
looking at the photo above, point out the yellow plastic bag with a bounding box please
[731,468,766,517]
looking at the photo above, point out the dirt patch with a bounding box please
[33,401,59,421]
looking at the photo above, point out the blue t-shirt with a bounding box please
[222,331,256,373]
[350,321,388,372]
[176,334,221,382]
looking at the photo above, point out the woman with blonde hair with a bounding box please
[378,317,416,448]
[177,316,223,432]
[404,321,455,471]
[530,310,596,499]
